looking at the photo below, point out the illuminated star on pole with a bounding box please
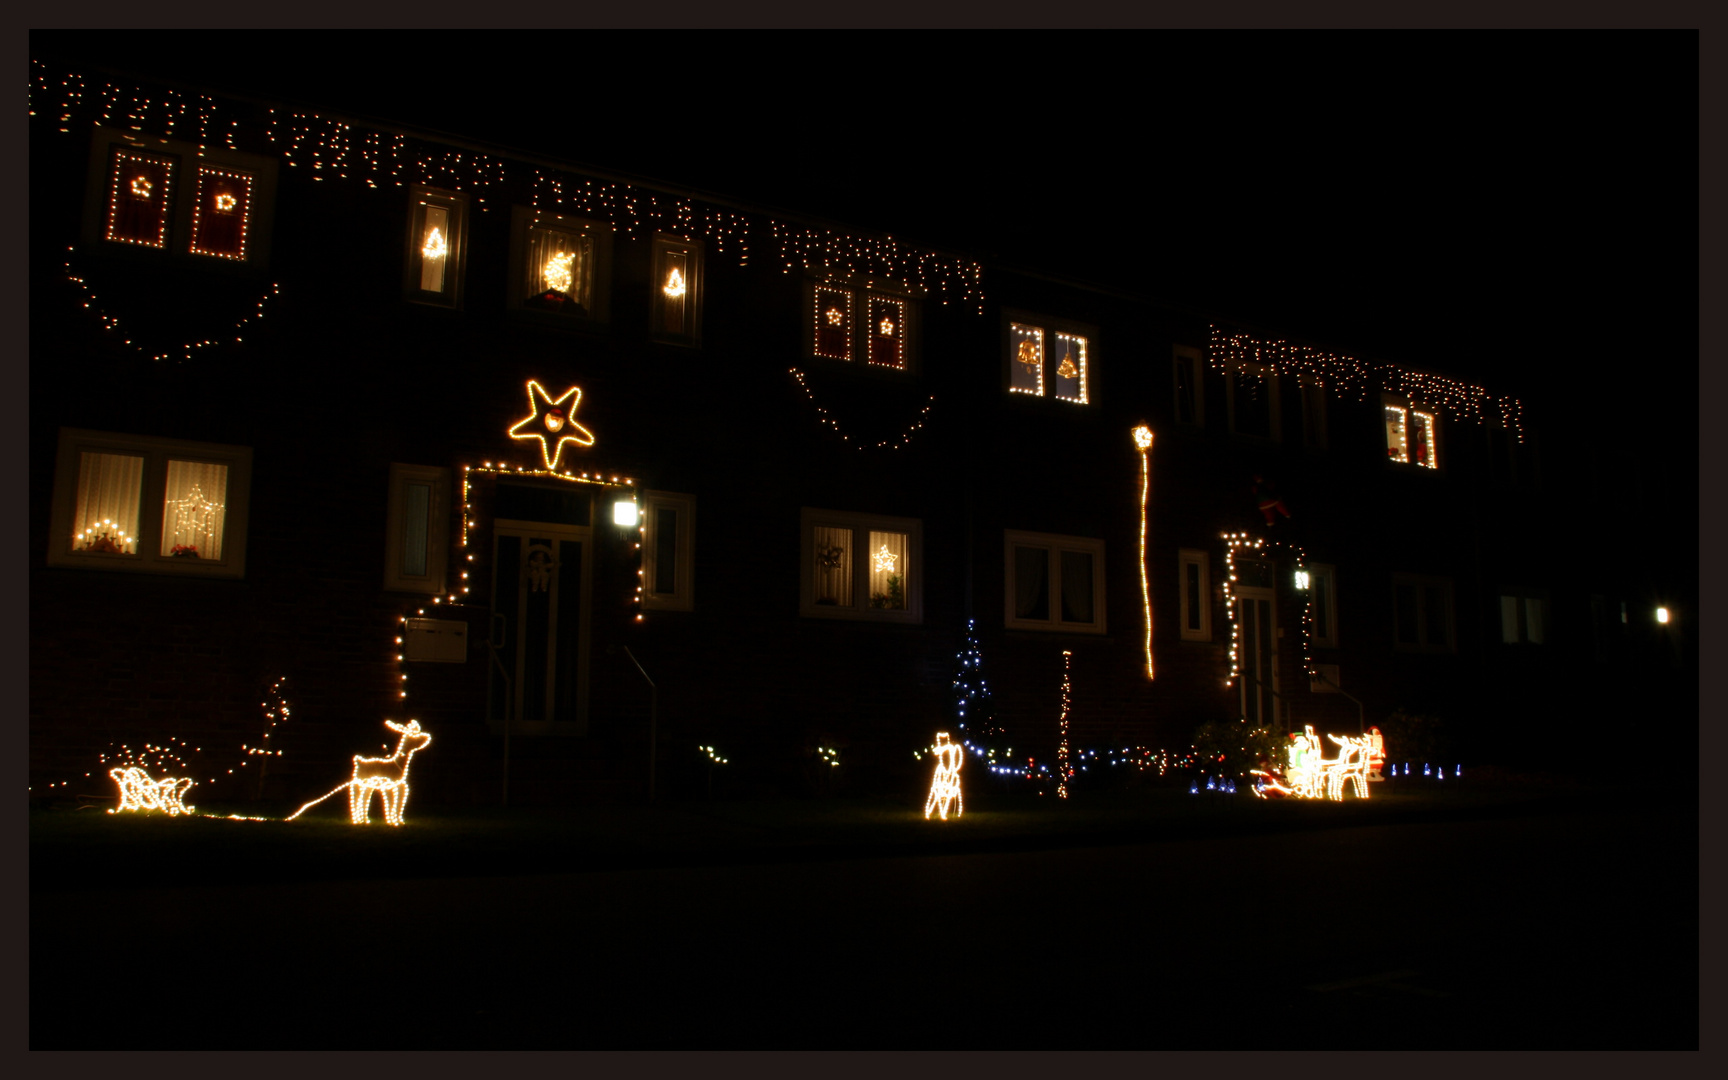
[509,380,595,470]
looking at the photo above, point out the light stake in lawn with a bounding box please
[287,719,431,826]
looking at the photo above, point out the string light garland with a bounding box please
[787,367,935,451]
[286,718,431,826]
[1055,650,1075,799]
[922,732,964,820]
[1209,324,1524,442]
[63,250,280,364]
[1132,425,1155,680]
[1220,531,1315,691]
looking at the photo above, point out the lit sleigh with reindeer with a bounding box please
[1251,725,1385,801]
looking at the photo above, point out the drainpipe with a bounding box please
[621,646,658,803]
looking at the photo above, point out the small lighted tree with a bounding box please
[952,619,1005,764]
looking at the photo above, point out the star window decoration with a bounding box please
[879,317,895,336]
[508,380,596,470]
[872,544,898,574]
[130,175,152,198]
[826,307,844,326]
[168,484,224,548]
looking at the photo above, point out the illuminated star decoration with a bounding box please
[878,317,895,336]
[130,175,152,198]
[509,380,596,470]
[872,544,898,574]
[825,307,844,326]
[168,483,224,548]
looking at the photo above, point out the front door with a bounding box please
[1236,584,1279,729]
[490,518,592,735]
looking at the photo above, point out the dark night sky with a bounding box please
[35,33,1698,460]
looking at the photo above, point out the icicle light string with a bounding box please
[1209,324,1524,442]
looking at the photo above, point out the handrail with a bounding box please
[620,646,659,804]
[1306,666,1367,734]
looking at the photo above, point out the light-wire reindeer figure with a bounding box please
[287,719,432,826]
[1321,733,1373,801]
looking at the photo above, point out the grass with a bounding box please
[30,769,1592,893]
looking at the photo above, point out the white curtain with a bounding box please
[73,452,143,554]
[813,526,852,607]
[867,530,907,610]
[528,225,590,303]
[161,459,229,560]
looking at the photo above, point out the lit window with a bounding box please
[509,208,611,322]
[651,236,703,344]
[48,428,251,578]
[385,464,450,594]
[808,280,916,370]
[800,508,921,622]
[1392,574,1453,652]
[1005,531,1106,634]
[188,165,255,260]
[1178,548,1211,641]
[1227,361,1280,440]
[1173,345,1205,426]
[1384,397,1438,468]
[642,490,695,612]
[104,147,176,249]
[1004,312,1093,403]
[405,187,467,307]
[85,129,276,267]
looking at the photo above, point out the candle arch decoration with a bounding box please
[1219,531,1316,692]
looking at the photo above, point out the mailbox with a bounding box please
[403,617,467,663]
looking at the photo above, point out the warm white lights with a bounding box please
[215,193,236,211]
[130,175,152,198]
[543,251,576,295]
[871,544,898,574]
[1133,426,1155,680]
[664,267,686,297]
[923,732,963,820]
[287,719,432,826]
[1656,606,1670,624]
[508,380,595,470]
[1056,650,1074,798]
[878,317,894,336]
[1294,569,1311,591]
[108,766,194,815]
[825,307,843,326]
[422,226,447,260]
[613,499,639,527]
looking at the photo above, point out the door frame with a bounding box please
[491,516,594,736]
[1235,584,1279,729]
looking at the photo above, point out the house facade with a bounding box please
[29,60,1665,807]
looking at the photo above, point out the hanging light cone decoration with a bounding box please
[923,732,964,820]
[287,719,432,826]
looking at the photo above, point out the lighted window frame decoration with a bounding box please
[808,279,917,370]
[384,464,451,595]
[799,507,922,623]
[1173,345,1206,427]
[1219,531,1316,691]
[104,146,177,249]
[1178,548,1212,642]
[1005,313,1093,404]
[47,428,251,579]
[650,235,703,344]
[404,186,467,307]
[1009,322,1046,396]
[641,490,695,612]
[1004,530,1107,635]
[188,165,255,260]
[1383,397,1439,468]
[508,207,612,323]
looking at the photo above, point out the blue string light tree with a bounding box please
[952,619,1008,780]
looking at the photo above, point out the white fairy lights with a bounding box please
[287,718,432,826]
[1055,650,1074,799]
[1220,531,1315,690]
[787,367,934,451]
[64,250,280,364]
[108,766,195,815]
[1133,425,1155,680]
[923,732,964,820]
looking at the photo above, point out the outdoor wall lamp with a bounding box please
[613,499,639,527]
[1656,606,1670,625]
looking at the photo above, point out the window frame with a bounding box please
[1002,309,1096,405]
[1173,344,1206,428]
[1178,547,1212,642]
[81,127,278,271]
[649,234,704,346]
[642,490,696,612]
[1382,393,1441,470]
[805,277,920,372]
[1306,562,1338,649]
[1004,530,1107,635]
[799,507,923,623]
[507,206,614,326]
[384,463,451,594]
[1225,359,1282,441]
[46,427,252,579]
[1391,573,1454,653]
[403,185,468,309]
[1499,587,1549,645]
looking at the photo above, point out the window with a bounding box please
[509,207,613,323]
[47,428,252,578]
[1226,361,1280,440]
[1005,312,1092,403]
[385,464,450,593]
[1173,345,1205,427]
[1305,562,1338,648]
[642,490,695,612]
[800,508,922,622]
[1384,396,1439,468]
[650,235,703,345]
[1299,374,1328,450]
[1005,531,1106,634]
[82,127,277,268]
[1392,574,1453,652]
[808,278,915,370]
[1178,548,1211,641]
[1500,588,1548,645]
[404,186,467,308]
